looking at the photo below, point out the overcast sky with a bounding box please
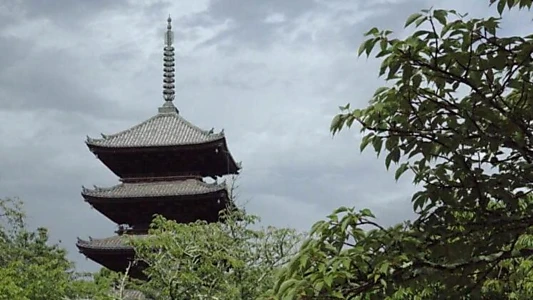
[0,0,529,272]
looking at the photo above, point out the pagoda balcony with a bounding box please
[82,179,231,226]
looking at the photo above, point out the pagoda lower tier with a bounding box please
[78,178,236,278]
[76,235,149,280]
[81,179,230,226]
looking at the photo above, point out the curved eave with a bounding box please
[86,137,240,175]
[85,134,226,151]
[76,239,134,254]
[81,179,228,200]
[81,189,229,204]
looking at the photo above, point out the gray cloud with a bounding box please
[196,0,318,48]
[0,0,528,273]
[18,0,127,27]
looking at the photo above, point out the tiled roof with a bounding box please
[86,103,224,148]
[76,235,149,251]
[82,179,226,199]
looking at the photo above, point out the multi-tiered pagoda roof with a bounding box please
[76,17,240,280]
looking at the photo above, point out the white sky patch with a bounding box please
[178,18,236,54]
[0,111,44,147]
[247,193,323,231]
[131,0,210,14]
[0,18,66,48]
[264,13,286,24]
[282,3,387,46]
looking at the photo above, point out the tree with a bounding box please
[67,268,142,300]
[273,0,533,298]
[0,197,112,299]
[0,197,74,299]
[129,208,303,299]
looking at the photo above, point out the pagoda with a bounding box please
[76,17,240,280]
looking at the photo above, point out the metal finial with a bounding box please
[163,15,175,103]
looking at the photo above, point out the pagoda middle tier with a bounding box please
[81,179,229,227]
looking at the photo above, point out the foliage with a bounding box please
[129,208,304,300]
[0,197,72,299]
[67,268,142,300]
[273,0,533,299]
[0,197,113,299]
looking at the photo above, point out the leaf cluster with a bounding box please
[129,209,304,300]
[280,1,533,299]
[0,198,118,299]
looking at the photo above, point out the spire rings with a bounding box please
[163,16,175,102]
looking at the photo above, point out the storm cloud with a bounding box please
[0,0,529,272]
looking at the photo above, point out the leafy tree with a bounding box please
[273,0,533,299]
[0,197,74,299]
[0,197,112,299]
[129,208,303,300]
[67,268,140,300]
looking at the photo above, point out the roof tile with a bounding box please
[86,105,224,148]
[76,235,146,251]
[82,179,226,198]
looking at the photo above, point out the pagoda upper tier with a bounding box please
[86,103,240,179]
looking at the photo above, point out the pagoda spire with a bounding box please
[162,15,176,104]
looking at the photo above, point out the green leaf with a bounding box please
[364,27,380,36]
[340,217,351,232]
[405,13,423,28]
[385,152,393,169]
[338,103,350,111]
[333,206,350,214]
[278,279,298,296]
[395,163,409,181]
[372,137,384,156]
[360,208,375,218]
[379,262,390,274]
[373,273,381,283]
[360,134,374,152]
[433,10,448,25]
[498,0,506,14]
[412,74,422,89]
[358,38,379,57]
[414,16,428,27]
[330,114,342,134]
[373,86,389,96]
[365,38,378,56]
[357,40,369,56]
[388,61,401,79]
